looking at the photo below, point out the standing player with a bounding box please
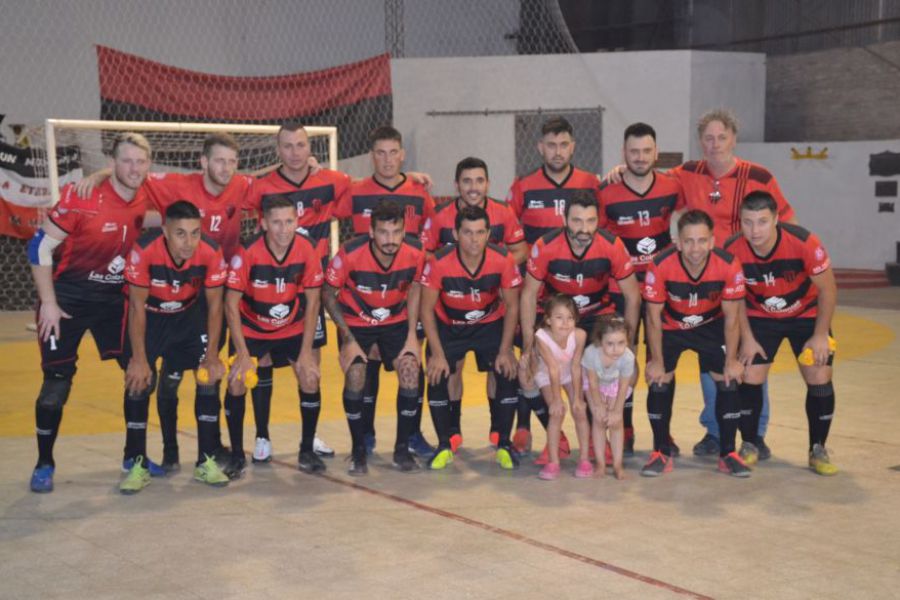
[520,191,640,462]
[324,200,425,474]
[726,192,838,475]
[598,122,685,455]
[28,132,151,493]
[641,209,748,478]
[243,123,350,463]
[421,205,523,471]
[332,126,435,458]
[507,116,602,442]
[224,196,324,478]
[119,200,228,493]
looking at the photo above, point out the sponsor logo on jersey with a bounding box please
[636,237,657,255]
[150,279,167,287]
[269,304,290,320]
[668,292,682,302]
[108,256,126,275]
[527,200,544,210]
[296,226,309,236]
[362,208,372,218]
[101,222,118,233]
[160,301,183,312]
[371,307,391,322]
[252,279,269,289]
[764,296,788,312]
[552,273,571,283]
[617,216,635,225]
[447,290,464,298]
[464,309,486,322]
[357,285,373,294]
[572,294,590,308]
[681,314,704,328]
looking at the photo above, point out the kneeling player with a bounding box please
[421,205,522,470]
[120,201,228,493]
[642,209,748,477]
[224,196,325,478]
[727,191,838,475]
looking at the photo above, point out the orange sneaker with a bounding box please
[512,428,532,454]
[488,431,499,448]
[449,433,463,453]
[640,451,673,477]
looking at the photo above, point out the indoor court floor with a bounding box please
[1,288,899,599]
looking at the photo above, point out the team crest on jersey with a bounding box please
[815,246,825,261]
[645,271,655,285]
[332,254,342,270]
[230,255,242,270]
[312,199,322,213]
[782,270,797,283]
[423,218,432,231]
[531,245,540,259]
[708,291,721,303]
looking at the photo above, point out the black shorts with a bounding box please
[198,291,227,354]
[662,319,726,374]
[430,319,503,374]
[123,305,205,373]
[232,334,304,369]
[748,317,833,366]
[38,295,127,376]
[350,321,413,372]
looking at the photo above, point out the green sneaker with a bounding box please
[427,447,454,471]
[194,454,230,487]
[119,456,151,495]
[496,447,520,470]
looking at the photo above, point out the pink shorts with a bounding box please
[584,379,633,409]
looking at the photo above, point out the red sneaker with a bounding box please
[488,431,499,448]
[512,428,532,454]
[449,433,463,453]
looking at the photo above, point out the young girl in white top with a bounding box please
[582,315,635,479]
[526,295,589,480]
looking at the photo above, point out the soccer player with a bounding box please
[332,126,435,458]
[27,132,152,493]
[507,116,602,442]
[119,200,228,493]
[726,191,838,475]
[421,204,523,471]
[598,122,685,455]
[324,200,425,475]
[641,209,748,478]
[224,196,324,478]
[243,123,351,463]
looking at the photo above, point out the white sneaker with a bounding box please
[252,437,272,463]
[313,436,335,457]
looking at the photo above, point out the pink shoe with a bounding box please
[575,459,594,478]
[538,463,561,480]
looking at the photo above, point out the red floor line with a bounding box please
[267,456,714,600]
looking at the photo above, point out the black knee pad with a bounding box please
[716,380,739,393]
[807,382,834,397]
[157,368,183,398]
[36,375,73,410]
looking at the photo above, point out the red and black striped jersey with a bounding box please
[724,224,830,320]
[325,235,425,328]
[526,228,633,319]
[670,158,795,246]
[144,172,253,261]
[125,230,226,314]
[421,244,521,326]
[226,233,324,339]
[597,172,685,273]
[420,197,524,252]
[507,166,601,245]
[333,174,435,236]
[47,180,148,302]
[642,246,745,331]
[245,167,351,265]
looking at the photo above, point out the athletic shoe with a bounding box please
[809,444,838,476]
[534,445,550,466]
[223,456,247,480]
[120,456,151,495]
[692,434,720,456]
[161,458,181,475]
[194,455,229,487]
[757,437,772,461]
[30,465,54,494]
[212,445,231,465]
[313,436,336,458]
[407,432,435,457]
[538,463,560,481]
[449,433,463,453]
[252,437,272,463]
[623,427,635,457]
[496,447,519,470]
[738,441,759,466]
[428,446,454,470]
[298,450,327,474]
[512,428,532,454]
[364,432,376,456]
[347,451,368,476]
[718,451,752,478]
[392,449,420,473]
[669,436,681,457]
[488,431,500,448]
[640,451,673,477]
[604,442,613,467]
[575,459,594,478]
[122,457,166,478]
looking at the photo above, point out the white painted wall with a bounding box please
[740,140,900,269]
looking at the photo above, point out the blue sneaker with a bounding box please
[122,457,166,478]
[30,465,54,493]
[364,432,376,456]
[407,431,435,457]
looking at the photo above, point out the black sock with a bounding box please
[156,367,182,462]
[738,383,763,445]
[428,377,452,447]
[515,388,532,432]
[299,389,321,452]
[494,377,519,448]
[224,392,246,457]
[343,390,365,454]
[715,383,741,456]
[124,388,150,461]
[395,387,419,452]
[35,405,63,467]
[195,384,221,464]
[526,390,549,430]
[647,382,674,455]
[412,367,425,435]
[488,396,498,436]
[251,365,273,440]
[806,383,836,450]
[449,399,462,435]
[623,391,634,429]
[363,359,381,436]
